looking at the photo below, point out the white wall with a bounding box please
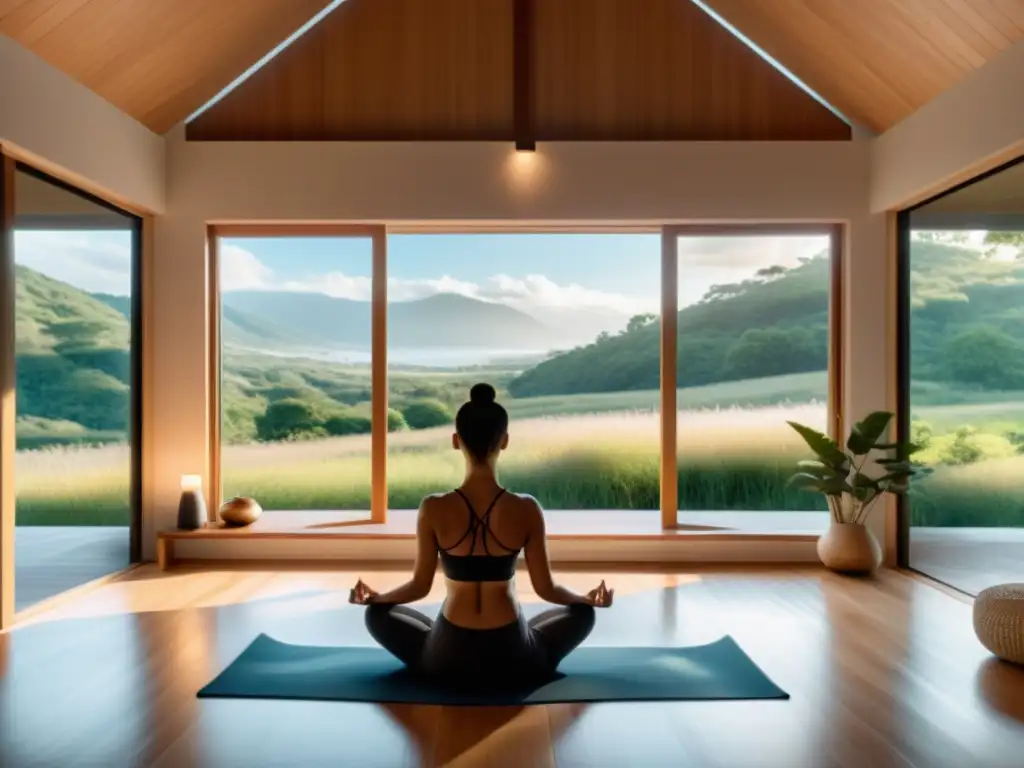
[148,131,888,560]
[0,36,165,213]
[872,40,1024,212]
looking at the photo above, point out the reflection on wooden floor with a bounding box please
[910,526,1024,596]
[2,564,1024,767]
[14,526,128,611]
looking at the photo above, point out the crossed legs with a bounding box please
[364,602,596,675]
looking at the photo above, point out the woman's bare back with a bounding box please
[427,486,535,629]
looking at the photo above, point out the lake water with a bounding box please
[254,346,552,369]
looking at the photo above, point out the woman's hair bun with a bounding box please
[469,383,497,405]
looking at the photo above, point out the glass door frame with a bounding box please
[895,153,1024,574]
[0,152,144,630]
[207,224,389,523]
[0,152,14,628]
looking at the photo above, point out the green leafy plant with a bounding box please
[787,411,931,525]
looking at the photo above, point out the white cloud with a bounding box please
[220,244,275,291]
[13,231,132,294]
[223,250,649,315]
[678,235,829,269]
[481,274,649,315]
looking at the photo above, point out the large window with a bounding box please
[901,158,1024,594]
[674,231,836,524]
[216,233,379,521]
[386,233,661,510]
[211,225,842,529]
[11,165,140,611]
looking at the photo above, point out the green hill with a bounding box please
[509,241,1024,398]
[15,265,131,435]
[509,254,831,397]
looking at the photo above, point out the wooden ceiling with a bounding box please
[186,0,849,142]
[702,0,1024,132]
[2,0,1021,137]
[0,0,332,134]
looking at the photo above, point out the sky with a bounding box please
[14,230,831,313]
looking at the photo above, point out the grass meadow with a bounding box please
[14,371,1024,527]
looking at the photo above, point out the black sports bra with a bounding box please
[438,488,520,583]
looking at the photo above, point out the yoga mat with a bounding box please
[198,634,789,706]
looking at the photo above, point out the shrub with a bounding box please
[910,420,933,448]
[941,426,984,465]
[323,413,372,436]
[403,399,453,430]
[387,408,408,432]
[255,399,320,441]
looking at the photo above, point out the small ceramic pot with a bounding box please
[219,497,263,527]
[817,522,882,574]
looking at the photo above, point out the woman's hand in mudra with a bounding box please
[586,580,614,608]
[349,579,379,605]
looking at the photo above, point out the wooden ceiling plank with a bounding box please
[925,0,1007,61]
[141,0,333,134]
[84,0,211,95]
[0,0,61,38]
[799,0,932,108]
[814,0,961,99]
[95,0,245,112]
[940,0,1017,50]
[704,0,912,131]
[978,0,1024,36]
[1,0,333,133]
[7,0,88,45]
[888,0,989,70]
[991,0,1024,33]
[30,0,152,84]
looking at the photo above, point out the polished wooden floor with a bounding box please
[2,564,1023,768]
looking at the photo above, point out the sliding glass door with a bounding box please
[12,164,140,612]
[900,157,1024,594]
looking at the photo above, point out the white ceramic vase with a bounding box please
[817,522,882,574]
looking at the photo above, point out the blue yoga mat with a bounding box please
[198,634,788,706]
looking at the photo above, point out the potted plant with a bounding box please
[787,411,930,574]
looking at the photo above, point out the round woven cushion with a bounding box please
[973,583,1024,664]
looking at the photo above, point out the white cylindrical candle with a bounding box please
[181,474,203,492]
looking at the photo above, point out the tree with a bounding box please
[323,413,372,436]
[723,327,824,380]
[984,231,1024,257]
[255,399,320,441]
[387,408,408,432]
[624,313,657,334]
[914,231,970,245]
[755,265,788,281]
[944,326,1024,390]
[402,399,453,430]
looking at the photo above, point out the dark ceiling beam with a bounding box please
[513,0,535,151]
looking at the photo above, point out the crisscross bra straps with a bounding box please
[438,488,519,583]
[443,488,515,556]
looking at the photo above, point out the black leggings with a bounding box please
[365,603,596,688]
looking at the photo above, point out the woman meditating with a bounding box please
[349,383,612,690]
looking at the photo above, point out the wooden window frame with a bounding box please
[206,222,843,534]
[661,223,844,529]
[207,224,389,523]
